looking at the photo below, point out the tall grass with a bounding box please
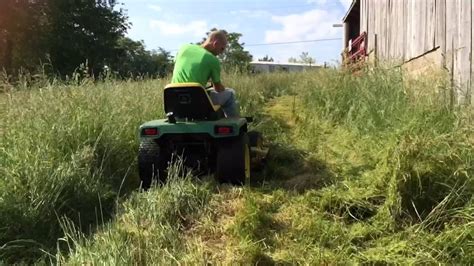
[1,69,472,264]
[1,78,165,262]
[57,162,212,264]
[299,68,472,222]
[0,72,297,263]
[292,68,473,263]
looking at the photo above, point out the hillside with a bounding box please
[1,70,473,264]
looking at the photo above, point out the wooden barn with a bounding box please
[343,0,473,105]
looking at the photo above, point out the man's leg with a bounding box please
[209,88,240,118]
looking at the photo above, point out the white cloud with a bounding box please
[339,0,353,10]
[307,0,328,4]
[308,0,353,10]
[148,5,162,12]
[149,20,208,37]
[230,9,272,18]
[265,9,342,44]
[220,23,240,32]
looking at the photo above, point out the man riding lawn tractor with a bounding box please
[137,30,266,189]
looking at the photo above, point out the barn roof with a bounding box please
[342,0,359,22]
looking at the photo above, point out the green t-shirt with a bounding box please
[171,44,221,87]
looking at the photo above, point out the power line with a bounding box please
[167,38,342,52]
[245,38,342,47]
[128,1,343,9]
[124,2,345,14]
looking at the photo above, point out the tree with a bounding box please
[288,57,298,63]
[111,37,173,78]
[0,0,175,79]
[220,31,253,73]
[0,0,131,77]
[288,52,316,65]
[200,29,253,73]
[47,0,129,77]
[299,52,316,65]
[0,0,49,73]
[152,48,174,78]
[258,55,274,62]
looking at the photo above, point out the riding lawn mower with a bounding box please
[137,83,266,189]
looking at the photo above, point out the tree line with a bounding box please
[0,0,175,79]
[0,1,254,80]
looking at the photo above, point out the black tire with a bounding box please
[138,140,169,190]
[248,131,266,172]
[248,131,263,148]
[216,133,250,185]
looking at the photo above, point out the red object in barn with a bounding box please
[348,32,367,62]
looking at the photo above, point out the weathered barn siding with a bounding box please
[435,0,446,56]
[357,0,473,104]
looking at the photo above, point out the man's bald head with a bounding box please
[202,30,228,55]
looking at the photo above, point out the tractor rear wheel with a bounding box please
[248,131,263,148]
[216,133,250,185]
[138,140,169,190]
[247,131,265,171]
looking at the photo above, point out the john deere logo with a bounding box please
[178,94,191,104]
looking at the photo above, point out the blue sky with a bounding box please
[118,0,352,65]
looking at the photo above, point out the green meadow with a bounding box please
[1,69,472,264]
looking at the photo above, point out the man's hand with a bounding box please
[213,82,225,92]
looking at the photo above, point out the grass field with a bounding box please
[1,69,473,264]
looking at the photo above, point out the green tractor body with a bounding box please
[137,83,263,189]
[139,117,247,140]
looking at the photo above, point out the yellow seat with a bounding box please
[164,83,224,120]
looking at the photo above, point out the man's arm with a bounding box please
[213,82,225,92]
[210,57,224,92]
